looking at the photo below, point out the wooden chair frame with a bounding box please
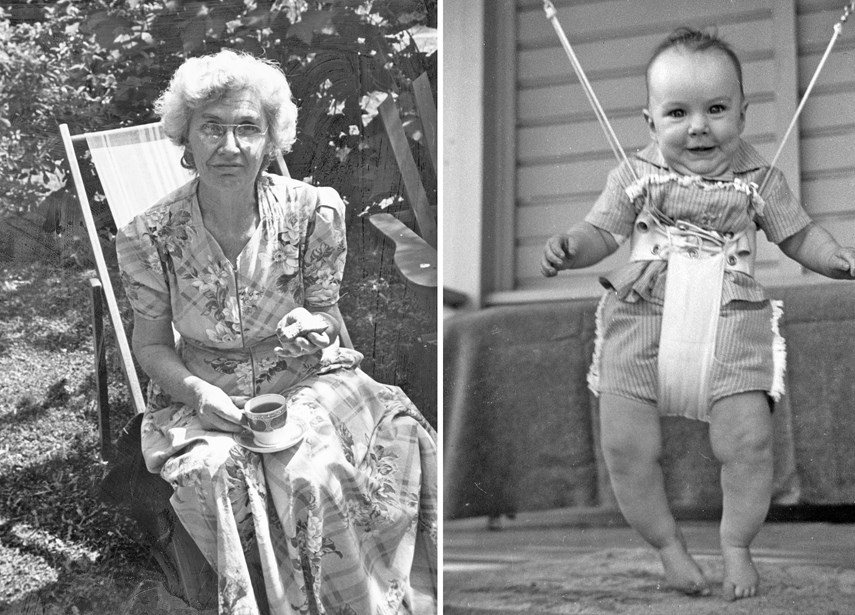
[368,72,438,302]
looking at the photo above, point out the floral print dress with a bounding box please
[116,174,437,615]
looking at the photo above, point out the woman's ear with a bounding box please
[180,147,196,170]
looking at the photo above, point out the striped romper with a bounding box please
[585,140,812,422]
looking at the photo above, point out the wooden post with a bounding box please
[89,278,112,461]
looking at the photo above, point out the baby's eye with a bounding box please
[709,104,727,114]
[666,109,686,119]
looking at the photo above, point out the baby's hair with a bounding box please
[646,27,744,99]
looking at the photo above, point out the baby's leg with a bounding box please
[709,392,774,601]
[600,393,709,595]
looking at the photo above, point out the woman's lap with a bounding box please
[150,366,437,614]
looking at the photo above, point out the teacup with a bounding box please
[244,394,289,445]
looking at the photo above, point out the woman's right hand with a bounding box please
[193,384,248,433]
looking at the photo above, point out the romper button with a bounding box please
[636,220,649,232]
[652,244,660,255]
[688,248,699,258]
[727,255,738,266]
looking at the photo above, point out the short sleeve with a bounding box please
[584,162,639,237]
[754,168,812,244]
[303,186,347,308]
[115,219,173,321]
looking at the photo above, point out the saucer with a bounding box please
[233,418,307,453]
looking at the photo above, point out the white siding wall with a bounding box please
[485,0,855,304]
[797,0,855,245]
[443,0,486,305]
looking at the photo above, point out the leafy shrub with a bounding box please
[0,3,116,214]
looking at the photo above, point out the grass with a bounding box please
[0,261,170,614]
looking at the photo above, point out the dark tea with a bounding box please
[250,402,283,414]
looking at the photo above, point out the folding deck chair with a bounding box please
[59,122,295,459]
[60,121,352,608]
[59,122,220,606]
[59,123,190,452]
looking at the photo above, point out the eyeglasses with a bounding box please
[197,122,268,144]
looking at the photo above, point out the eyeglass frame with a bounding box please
[196,122,269,144]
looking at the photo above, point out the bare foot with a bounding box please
[656,533,710,596]
[721,545,759,601]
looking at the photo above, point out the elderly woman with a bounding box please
[115,49,437,614]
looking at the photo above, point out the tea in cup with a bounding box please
[244,394,289,445]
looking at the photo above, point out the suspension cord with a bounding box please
[543,0,639,182]
[758,2,855,194]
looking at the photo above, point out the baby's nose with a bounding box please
[688,115,709,135]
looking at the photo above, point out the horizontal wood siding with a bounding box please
[504,0,855,301]
[796,0,855,240]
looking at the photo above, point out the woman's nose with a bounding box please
[219,129,241,152]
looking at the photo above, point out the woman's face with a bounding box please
[186,89,271,194]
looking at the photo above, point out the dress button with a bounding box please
[688,248,699,258]
[652,244,660,255]
[727,255,738,266]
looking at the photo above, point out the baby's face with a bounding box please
[644,48,747,178]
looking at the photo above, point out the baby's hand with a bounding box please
[541,234,578,277]
[831,246,855,278]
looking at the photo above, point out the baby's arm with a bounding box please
[778,222,855,279]
[541,221,619,277]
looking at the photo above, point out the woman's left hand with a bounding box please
[274,307,332,358]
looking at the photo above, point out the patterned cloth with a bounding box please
[116,174,437,614]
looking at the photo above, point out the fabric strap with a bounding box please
[657,251,726,420]
[629,209,757,277]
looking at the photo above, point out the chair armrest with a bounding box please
[369,213,437,292]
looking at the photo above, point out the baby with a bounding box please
[541,28,855,600]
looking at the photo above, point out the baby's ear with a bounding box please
[738,99,749,133]
[642,109,656,137]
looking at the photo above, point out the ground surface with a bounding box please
[445,509,855,615]
[0,262,197,614]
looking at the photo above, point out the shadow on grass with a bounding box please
[0,341,169,614]
[9,377,85,424]
[0,425,162,604]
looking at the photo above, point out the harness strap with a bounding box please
[627,211,756,419]
[629,209,757,277]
